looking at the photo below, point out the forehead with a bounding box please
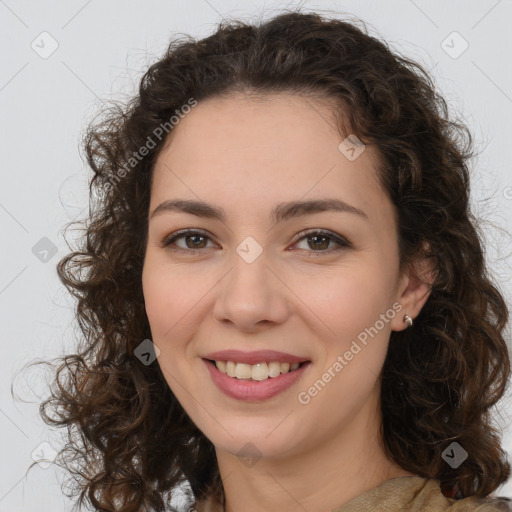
[150,93,386,223]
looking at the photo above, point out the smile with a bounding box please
[213,360,302,381]
[203,359,311,402]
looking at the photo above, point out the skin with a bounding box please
[142,92,434,512]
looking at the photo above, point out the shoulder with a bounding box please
[333,476,512,512]
[409,478,512,512]
[192,476,512,512]
[444,495,512,511]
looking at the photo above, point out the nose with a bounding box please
[212,243,290,332]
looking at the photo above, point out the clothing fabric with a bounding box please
[193,476,512,511]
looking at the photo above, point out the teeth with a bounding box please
[216,360,227,373]
[226,361,236,378]
[268,362,281,378]
[251,363,268,381]
[235,363,252,379]
[214,360,304,381]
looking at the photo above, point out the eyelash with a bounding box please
[160,228,351,256]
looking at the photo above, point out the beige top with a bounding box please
[193,476,512,511]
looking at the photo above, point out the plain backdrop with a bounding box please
[1,0,512,510]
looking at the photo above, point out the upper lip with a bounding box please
[203,349,309,365]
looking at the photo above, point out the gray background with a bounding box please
[1,0,511,510]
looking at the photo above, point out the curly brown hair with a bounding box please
[25,9,511,512]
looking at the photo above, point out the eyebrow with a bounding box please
[149,198,368,224]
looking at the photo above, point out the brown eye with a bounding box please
[293,229,351,254]
[161,229,215,253]
[306,234,330,250]
[183,233,208,249]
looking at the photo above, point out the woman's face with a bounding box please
[142,92,415,461]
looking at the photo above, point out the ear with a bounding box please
[391,245,437,332]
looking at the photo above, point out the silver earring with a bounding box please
[403,314,413,328]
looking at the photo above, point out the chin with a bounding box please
[206,421,298,460]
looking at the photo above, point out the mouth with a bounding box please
[202,352,312,401]
[204,359,309,382]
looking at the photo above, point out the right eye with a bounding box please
[161,229,218,253]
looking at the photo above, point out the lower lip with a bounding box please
[204,359,311,401]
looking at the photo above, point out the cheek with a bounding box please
[142,269,172,336]
[141,260,215,395]
[142,260,202,339]
[141,266,194,391]
[295,267,391,340]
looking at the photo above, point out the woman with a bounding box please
[39,10,512,512]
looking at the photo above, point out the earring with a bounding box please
[403,315,413,328]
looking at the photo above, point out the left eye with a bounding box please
[293,229,351,253]
[161,229,351,254]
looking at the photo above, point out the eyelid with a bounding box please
[160,228,215,249]
[292,228,351,248]
[160,228,351,253]
[290,228,352,257]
